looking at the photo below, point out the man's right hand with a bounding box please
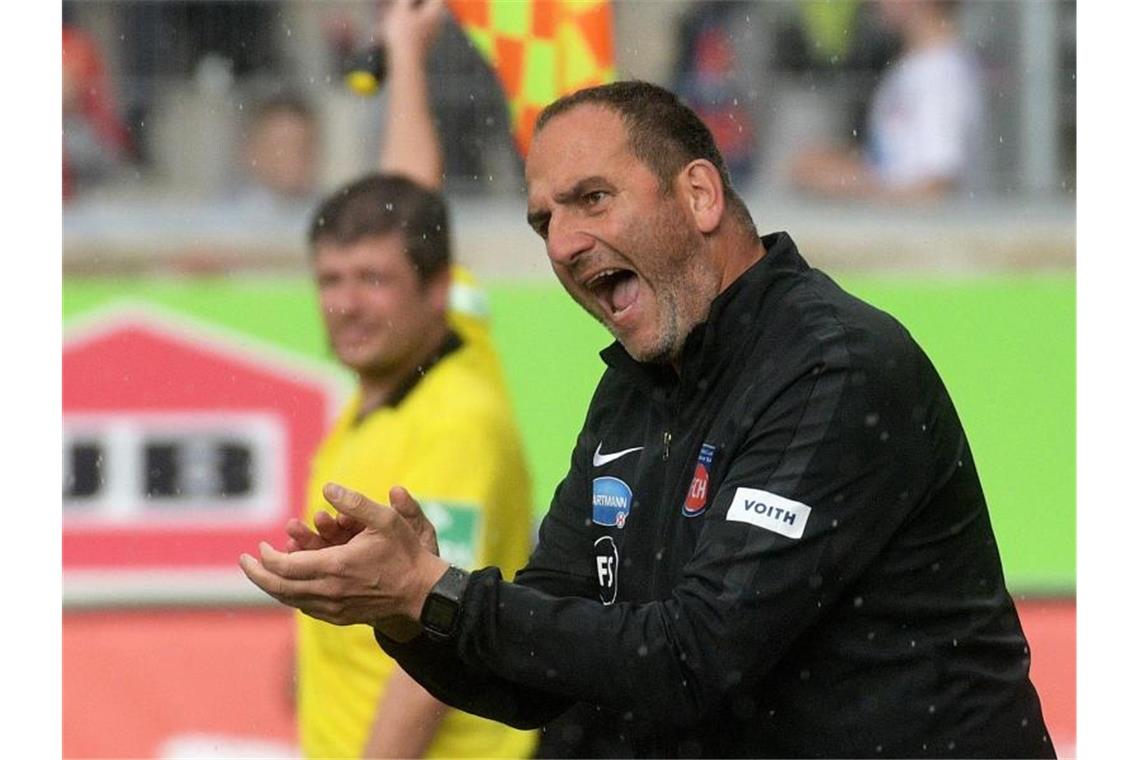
[380,0,447,66]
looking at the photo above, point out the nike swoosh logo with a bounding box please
[593,443,644,467]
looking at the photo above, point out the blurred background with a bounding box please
[62,1,1075,757]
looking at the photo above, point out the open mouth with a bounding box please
[586,268,640,318]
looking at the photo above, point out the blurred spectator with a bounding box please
[233,92,321,217]
[63,24,131,201]
[790,0,983,202]
[115,0,282,168]
[772,0,898,77]
[672,3,757,187]
[770,0,898,138]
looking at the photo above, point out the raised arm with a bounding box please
[376,0,447,190]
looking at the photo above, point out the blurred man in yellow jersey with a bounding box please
[289,1,536,756]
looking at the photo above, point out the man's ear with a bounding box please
[679,159,726,234]
[426,265,452,315]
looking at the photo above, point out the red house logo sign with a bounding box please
[63,305,345,604]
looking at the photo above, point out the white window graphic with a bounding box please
[63,412,286,526]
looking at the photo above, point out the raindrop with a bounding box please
[864,412,880,427]
[385,202,394,211]
[637,644,648,656]
[853,596,863,608]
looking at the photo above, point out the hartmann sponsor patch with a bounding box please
[592,476,633,528]
[726,487,812,539]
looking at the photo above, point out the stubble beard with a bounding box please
[625,213,717,365]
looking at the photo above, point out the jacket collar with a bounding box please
[599,231,808,395]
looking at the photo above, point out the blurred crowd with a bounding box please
[62,0,1076,218]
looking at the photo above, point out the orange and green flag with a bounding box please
[447,0,615,156]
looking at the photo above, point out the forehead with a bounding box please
[313,233,411,270]
[255,110,313,138]
[526,105,638,195]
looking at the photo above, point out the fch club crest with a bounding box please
[682,443,716,517]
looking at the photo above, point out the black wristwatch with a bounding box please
[420,565,470,641]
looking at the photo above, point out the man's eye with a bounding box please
[584,191,607,206]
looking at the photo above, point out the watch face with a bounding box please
[422,595,458,634]
[421,566,468,640]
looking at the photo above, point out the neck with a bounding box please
[715,225,767,295]
[667,225,766,375]
[356,321,451,412]
[905,13,957,53]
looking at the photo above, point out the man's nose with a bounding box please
[324,282,361,316]
[545,213,594,267]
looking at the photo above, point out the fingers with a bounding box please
[323,482,389,529]
[388,485,424,522]
[389,486,440,555]
[257,541,330,581]
[239,552,314,603]
[318,509,366,544]
[239,553,348,623]
[285,517,328,552]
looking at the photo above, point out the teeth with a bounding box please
[586,269,621,289]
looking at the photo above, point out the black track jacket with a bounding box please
[379,232,1055,758]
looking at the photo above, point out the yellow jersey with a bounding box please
[297,275,536,758]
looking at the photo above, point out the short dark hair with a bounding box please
[308,173,451,282]
[535,80,756,235]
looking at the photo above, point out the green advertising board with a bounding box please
[64,273,1074,594]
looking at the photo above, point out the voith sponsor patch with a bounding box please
[726,487,812,539]
[682,442,716,517]
[592,476,633,528]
